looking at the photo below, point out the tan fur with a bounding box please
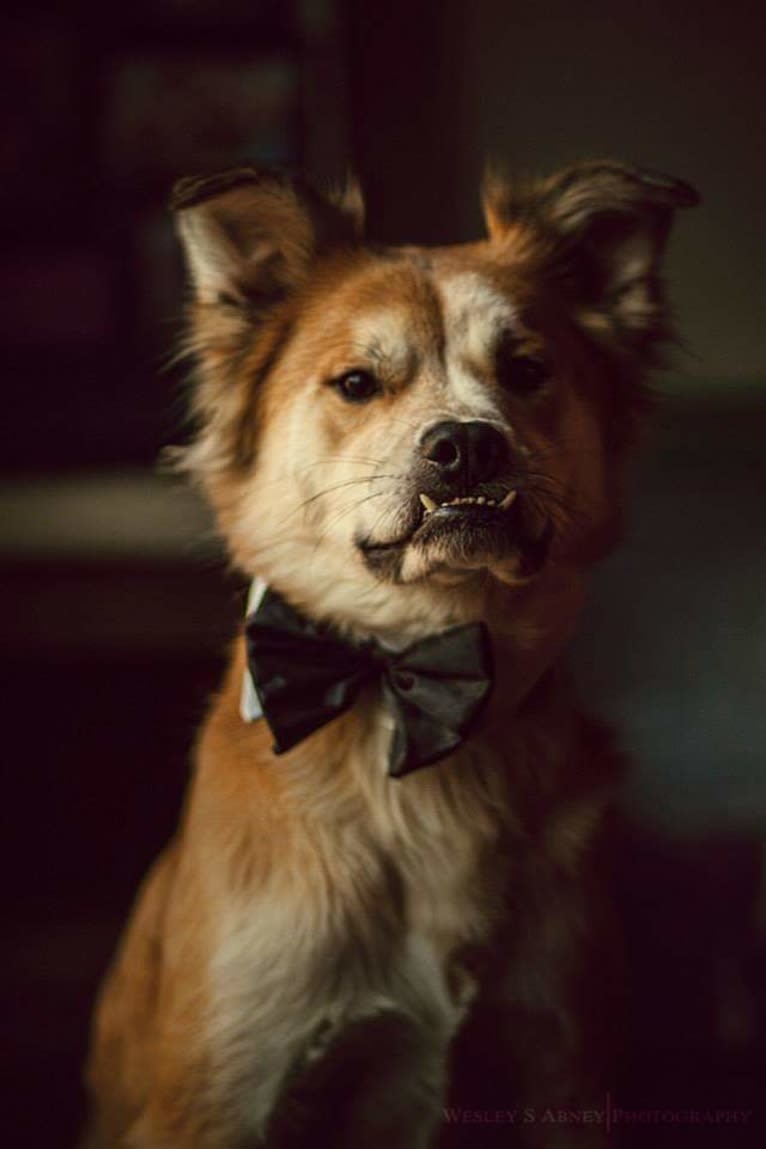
[83,162,697,1147]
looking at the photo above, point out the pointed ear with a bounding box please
[483,161,699,358]
[171,167,364,311]
[168,170,365,486]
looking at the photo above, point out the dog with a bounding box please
[81,161,697,1148]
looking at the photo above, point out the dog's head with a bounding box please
[172,163,696,636]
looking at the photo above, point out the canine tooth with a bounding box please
[499,489,518,510]
[419,493,437,513]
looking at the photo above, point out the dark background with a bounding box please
[2,1,764,1146]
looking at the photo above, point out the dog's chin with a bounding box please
[356,498,553,586]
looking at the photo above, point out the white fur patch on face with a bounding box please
[350,307,415,380]
[437,273,517,422]
[442,273,517,362]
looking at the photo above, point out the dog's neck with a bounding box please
[241,565,588,725]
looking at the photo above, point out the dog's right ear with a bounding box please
[172,168,364,314]
[168,170,364,486]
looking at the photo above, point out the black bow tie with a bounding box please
[244,589,493,777]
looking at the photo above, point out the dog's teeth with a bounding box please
[419,493,437,513]
[476,496,486,505]
[486,499,496,507]
[499,489,518,510]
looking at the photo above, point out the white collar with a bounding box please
[240,578,268,722]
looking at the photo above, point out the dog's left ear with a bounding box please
[172,167,364,311]
[483,161,699,357]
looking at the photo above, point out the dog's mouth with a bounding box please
[357,485,553,582]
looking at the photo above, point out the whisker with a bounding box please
[308,491,389,561]
[323,490,389,533]
[523,485,593,533]
[293,474,399,516]
[296,455,386,471]
[251,456,387,495]
[363,500,402,547]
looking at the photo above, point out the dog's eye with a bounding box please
[496,337,549,395]
[334,370,381,403]
[508,356,548,393]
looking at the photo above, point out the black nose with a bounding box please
[420,420,508,488]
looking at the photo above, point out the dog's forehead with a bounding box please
[437,272,517,360]
[347,262,516,365]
